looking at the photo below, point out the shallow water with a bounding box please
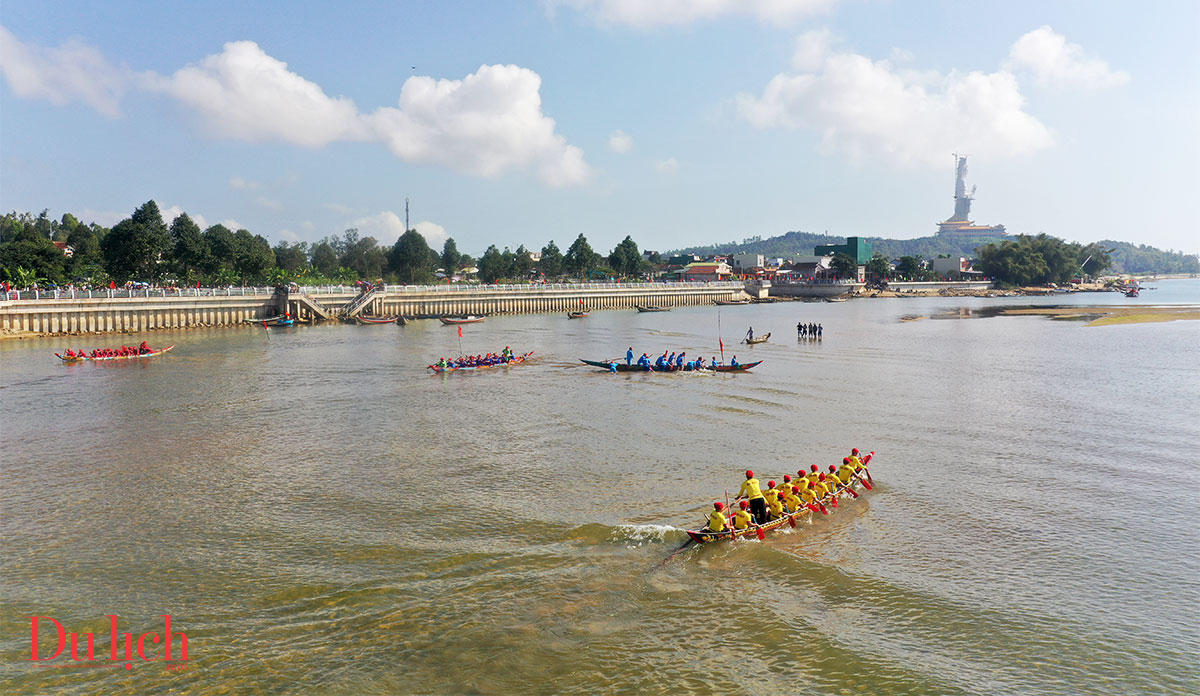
[2,279,1198,695]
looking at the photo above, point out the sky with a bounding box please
[2,1,1197,256]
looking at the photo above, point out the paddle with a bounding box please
[860,452,875,484]
[852,473,873,491]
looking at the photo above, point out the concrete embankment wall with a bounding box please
[2,284,746,336]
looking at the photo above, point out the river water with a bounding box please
[2,280,1198,695]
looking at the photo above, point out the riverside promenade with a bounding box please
[0,281,748,337]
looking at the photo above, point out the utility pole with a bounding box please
[405,198,410,232]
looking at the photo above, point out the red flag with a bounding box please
[457,326,463,338]
[109,280,116,289]
[719,339,724,360]
[579,298,584,305]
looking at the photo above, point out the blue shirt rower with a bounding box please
[626,347,634,365]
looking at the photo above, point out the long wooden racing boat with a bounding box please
[440,315,485,325]
[685,470,871,544]
[743,332,771,344]
[635,305,670,312]
[579,358,762,373]
[57,345,175,362]
[714,299,750,305]
[429,352,533,373]
[357,315,398,324]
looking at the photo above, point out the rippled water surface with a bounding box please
[2,279,1199,695]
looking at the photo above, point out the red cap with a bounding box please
[739,500,749,509]
[829,465,838,472]
[714,502,724,510]
[843,457,850,464]
[792,486,800,494]
[852,448,859,455]
[783,475,791,482]
[819,473,826,480]
[810,465,818,472]
[768,480,776,488]
[745,470,754,478]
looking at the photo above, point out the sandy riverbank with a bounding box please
[1000,305,1200,326]
[859,282,1112,299]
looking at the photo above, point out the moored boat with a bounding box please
[579,358,762,373]
[714,299,750,305]
[429,352,534,373]
[635,305,670,312]
[357,315,398,324]
[568,311,589,319]
[57,345,175,362]
[440,315,485,325]
[743,332,771,344]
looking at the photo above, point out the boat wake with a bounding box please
[566,522,689,547]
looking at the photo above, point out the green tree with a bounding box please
[169,213,209,281]
[101,200,171,281]
[608,235,642,277]
[539,240,563,278]
[896,256,924,279]
[513,245,534,279]
[273,242,308,272]
[866,253,891,279]
[310,242,338,275]
[389,229,436,283]
[440,238,461,274]
[477,245,505,283]
[232,229,275,283]
[0,241,68,285]
[830,252,857,279]
[66,225,101,265]
[202,224,236,276]
[564,234,599,277]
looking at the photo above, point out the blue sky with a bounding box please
[2,1,1197,256]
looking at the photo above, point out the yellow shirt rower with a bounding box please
[737,470,768,524]
[707,502,727,533]
[733,501,754,530]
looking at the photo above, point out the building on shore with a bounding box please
[674,261,733,281]
[937,155,1007,238]
[814,237,873,264]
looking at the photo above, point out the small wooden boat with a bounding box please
[579,358,762,373]
[635,305,670,312]
[440,315,485,325]
[357,315,398,324]
[397,316,409,326]
[266,318,294,326]
[429,352,534,373]
[743,332,771,344]
[684,478,867,544]
[1125,288,1139,298]
[57,345,175,362]
[714,299,750,305]
[568,311,589,319]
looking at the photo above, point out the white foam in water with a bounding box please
[612,524,679,543]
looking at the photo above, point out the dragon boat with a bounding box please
[57,345,175,362]
[579,358,762,373]
[429,352,534,373]
[685,454,875,544]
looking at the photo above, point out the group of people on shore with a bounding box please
[622,347,738,372]
[63,341,155,359]
[705,449,873,533]
[435,346,519,369]
[797,322,823,338]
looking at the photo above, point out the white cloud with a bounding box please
[550,0,839,27]
[608,129,633,153]
[255,196,283,210]
[413,221,449,247]
[736,34,1053,169]
[159,205,208,230]
[219,218,245,231]
[78,208,125,227]
[323,202,355,215]
[229,176,259,190]
[149,41,367,147]
[349,211,449,247]
[0,25,136,117]
[367,64,591,186]
[1007,26,1129,90]
[277,229,300,243]
[656,157,679,174]
[2,31,590,187]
